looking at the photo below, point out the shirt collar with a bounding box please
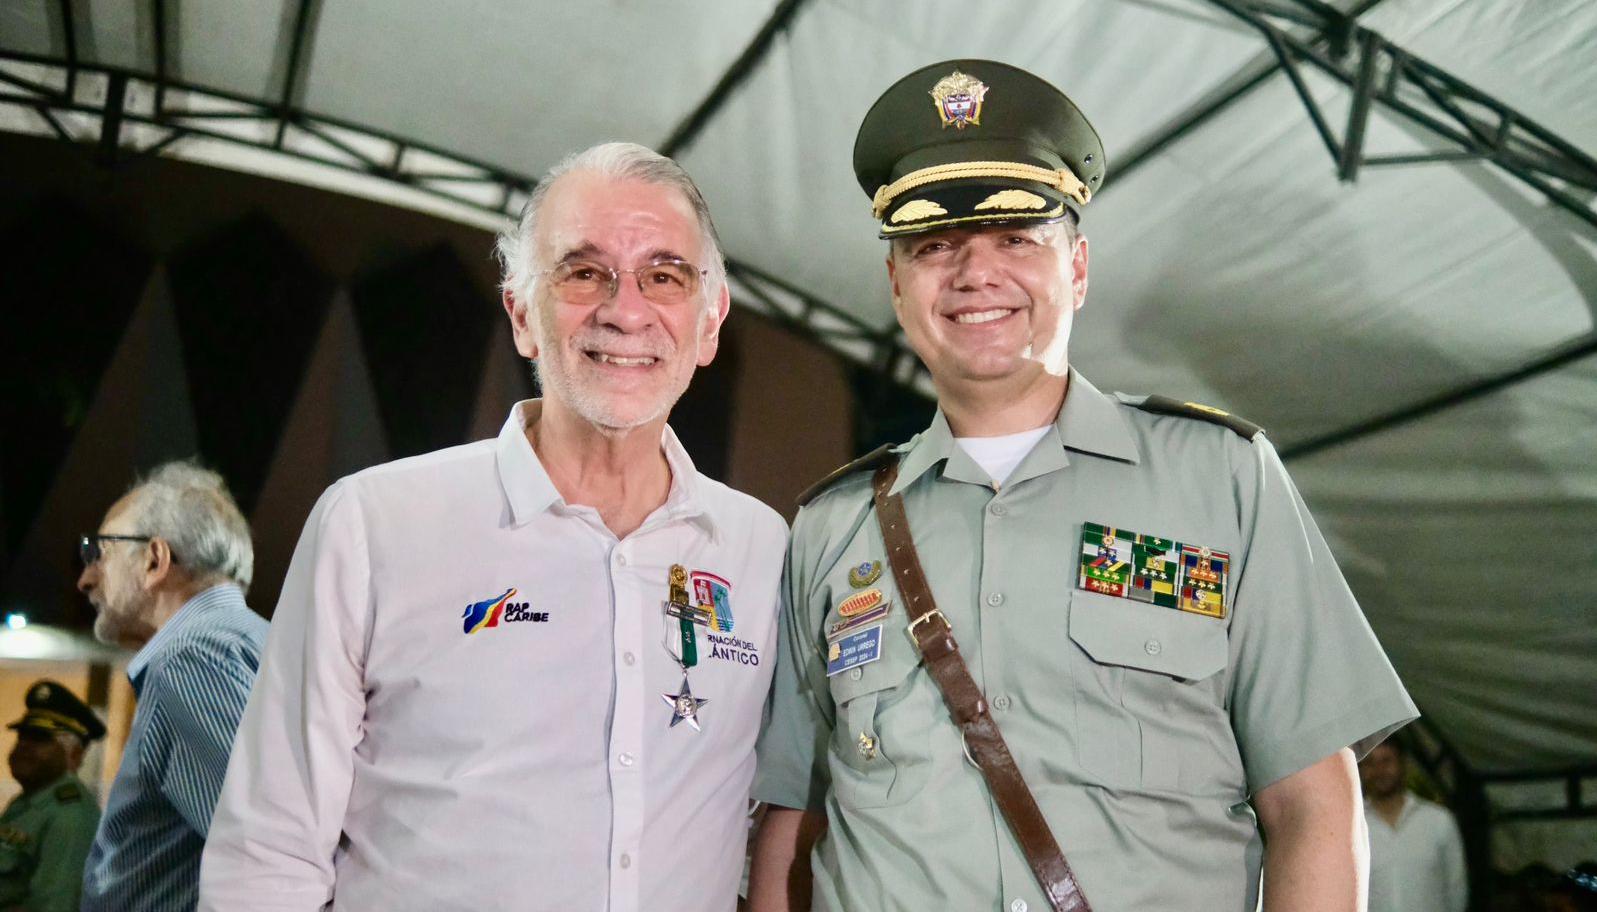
[1056,369,1141,465]
[127,583,247,689]
[494,400,719,540]
[889,368,1141,495]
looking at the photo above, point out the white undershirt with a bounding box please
[954,425,1052,486]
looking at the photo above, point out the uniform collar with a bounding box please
[494,400,719,540]
[14,772,79,804]
[127,583,247,689]
[889,368,1140,495]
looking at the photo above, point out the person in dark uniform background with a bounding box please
[0,680,104,912]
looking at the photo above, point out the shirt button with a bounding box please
[618,752,635,767]
[1011,900,1028,912]
[849,667,863,681]
[615,553,628,566]
[619,853,632,869]
[989,503,1007,516]
[623,651,636,666]
[1144,638,1163,656]
[986,592,1004,607]
[993,695,1011,711]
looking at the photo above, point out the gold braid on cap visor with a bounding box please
[872,161,1092,219]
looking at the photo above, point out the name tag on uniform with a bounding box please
[826,625,884,677]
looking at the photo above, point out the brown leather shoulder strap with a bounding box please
[870,459,1092,912]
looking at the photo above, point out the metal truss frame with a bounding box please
[3,0,1595,416]
[0,0,925,392]
[1196,0,1597,232]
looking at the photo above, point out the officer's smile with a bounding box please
[944,305,1022,326]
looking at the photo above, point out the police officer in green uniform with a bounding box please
[749,60,1419,912]
[0,680,104,912]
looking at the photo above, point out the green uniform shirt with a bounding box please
[0,773,99,912]
[754,371,1418,912]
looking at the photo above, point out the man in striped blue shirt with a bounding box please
[76,461,269,911]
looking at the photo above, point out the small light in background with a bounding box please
[5,614,27,630]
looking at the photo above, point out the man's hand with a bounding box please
[747,806,826,912]
[1255,748,1367,911]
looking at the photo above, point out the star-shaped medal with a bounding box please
[661,676,709,732]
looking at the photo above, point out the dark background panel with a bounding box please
[0,197,151,565]
[166,214,333,513]
[350,244,497,458]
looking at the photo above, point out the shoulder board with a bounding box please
[796,444,897,508]
[1123,394,1263,440]
[54,783,81,803]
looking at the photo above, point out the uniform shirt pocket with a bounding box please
[826,649,931,809]
[1068,590,1229,791]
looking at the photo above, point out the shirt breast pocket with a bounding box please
[825,647,932,810]
[1068,590,1230,792]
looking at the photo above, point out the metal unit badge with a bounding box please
[929,70,988,129]
[847,560,883,589]
[837,588,884,618]
[1077,521,1230,618]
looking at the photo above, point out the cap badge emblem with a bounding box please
[975,189,1048,211]
[929,70,988,129]
[890,199,947,224]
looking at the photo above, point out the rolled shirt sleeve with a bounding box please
[199,482,372,911]
[1226,437,1419,794]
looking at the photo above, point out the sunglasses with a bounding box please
[78,534,151,565]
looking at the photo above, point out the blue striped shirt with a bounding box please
[82,584,268,912]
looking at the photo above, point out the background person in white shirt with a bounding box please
[1361,739,1469,912]
[199,142,788,912]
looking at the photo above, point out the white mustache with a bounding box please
[572,328,675,360]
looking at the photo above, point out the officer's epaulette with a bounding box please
[53,783,81,803]
[796,444,897,508]
[1121,393,1264,440]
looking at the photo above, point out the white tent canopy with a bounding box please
[2,0,1593,792]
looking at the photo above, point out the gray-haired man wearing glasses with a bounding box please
[200,142,786,912]
[77,460,267,912]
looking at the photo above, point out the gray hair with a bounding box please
[124,461,254,591]
[494,141,728,310]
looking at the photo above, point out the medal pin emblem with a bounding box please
[661,676,709,732]
[837,588,884,618]
[857,731,878,761]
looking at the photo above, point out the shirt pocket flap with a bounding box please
[1068,590,1227,681]
[825,632,920,706]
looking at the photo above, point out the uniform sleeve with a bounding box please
[1226,438,1419,794]
[140,648,258,837]
[1440,809,1468,912]
[198,482,372,911]
[24,807,97,912]
[751,507,837,811]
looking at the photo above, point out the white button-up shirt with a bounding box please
[199,402,787,912]
[1366,794,1469,912]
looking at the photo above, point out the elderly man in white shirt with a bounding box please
[1360,739,1469,912]
[199,142,787,912]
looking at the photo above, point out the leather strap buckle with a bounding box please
[906,608,950,645]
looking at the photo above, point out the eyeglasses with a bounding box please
[540,258,707,307]
[79,534,151,565]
